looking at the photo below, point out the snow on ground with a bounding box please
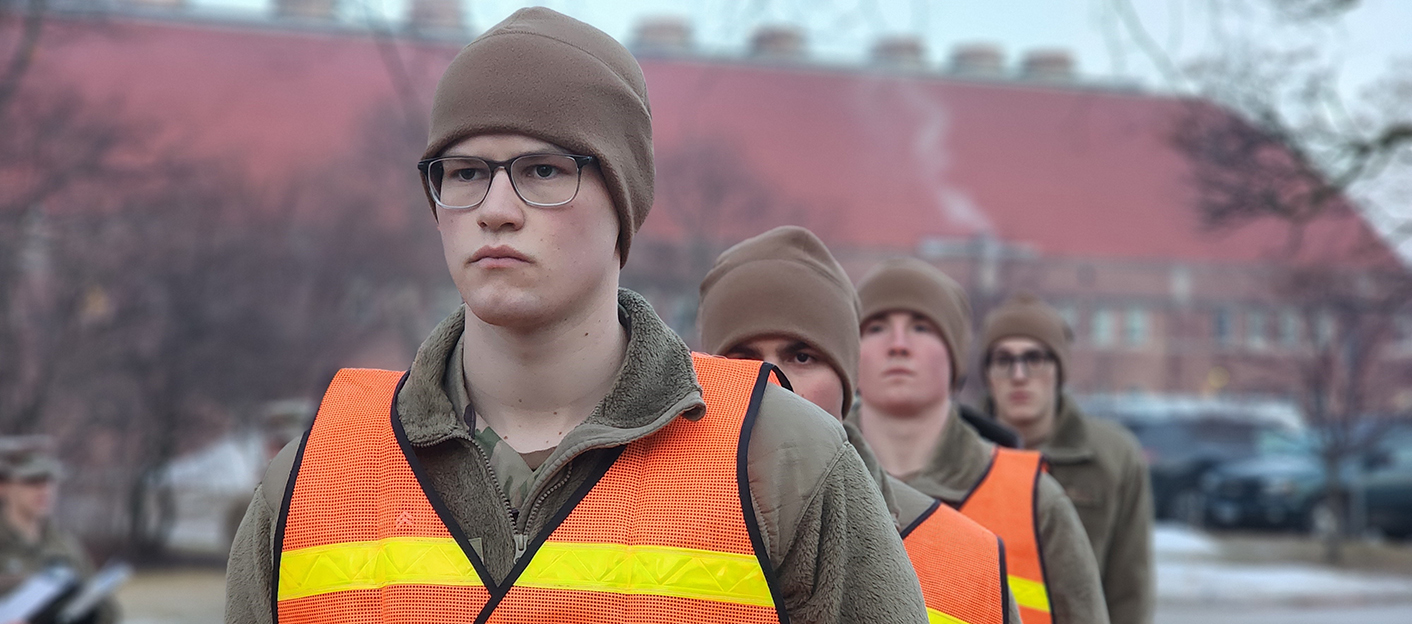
[1155,524,1221,559]
[1154,524,1412,604]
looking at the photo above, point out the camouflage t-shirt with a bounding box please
[470,421,554,511]
[445,332,554,511]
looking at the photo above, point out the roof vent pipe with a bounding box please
[870,36,926,70]
[748,26,806,61]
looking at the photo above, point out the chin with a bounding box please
[462,283,553,328]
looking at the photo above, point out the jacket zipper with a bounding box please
[471,443,522,558]
[520,463,573,540]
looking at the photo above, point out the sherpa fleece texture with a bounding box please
[850,404,1112,624]
[422,7,653,263]
[225,289,928,623]
[1039,395,1155,624]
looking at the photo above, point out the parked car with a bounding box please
[1079,394,1304,526]
[1117,417,1277,524]
[1201,423,1412,539]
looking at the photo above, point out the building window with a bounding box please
[1125,307,1148,347]
[1280,309,1302,347]
[1092,308,1116,347]
[1315,311,1336,347]
[1213,308,1234,346]
[1247,311,1267,350]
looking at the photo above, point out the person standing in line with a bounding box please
[981,293,1154,624]
[225,8,927,623]
[697,225,1020,624]
[852,258,1110,624]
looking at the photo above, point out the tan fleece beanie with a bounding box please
[981,292,1072,382]
[423,7,653,263]
[856,258,972,388]
[698,226,861,415]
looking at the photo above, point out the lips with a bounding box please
[881,366,914,377]
[469,245,531,266]
[1008,391,1032,404]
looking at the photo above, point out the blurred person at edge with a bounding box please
[697,225,1020,624]
[852,258,1110,624]
[0,446,115,624]
[224,8,927,624]
[982,294,1154,624]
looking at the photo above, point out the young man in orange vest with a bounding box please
[224,9,927,623]
[852,258,1110,624]
[982,294,1154,624]
[697,226,1019,624]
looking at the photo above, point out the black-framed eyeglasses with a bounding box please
[987,349,1056,379]
[417,153,596,209]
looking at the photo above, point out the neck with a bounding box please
[462,287,627,453]
[857,396,952,479]
[4,504,41,543]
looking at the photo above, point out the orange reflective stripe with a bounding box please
[903,503,1006,624]
[960,447,1051,624]
[279,357,783,623]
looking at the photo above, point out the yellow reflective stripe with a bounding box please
[517,541,774,607]
[278,537,481,601]
[279,538,774,608]
[927,607,978,624]
[1009,574,1051,614]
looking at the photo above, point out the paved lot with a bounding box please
[1157,602,1412,624]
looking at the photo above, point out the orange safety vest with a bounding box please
[959,447,1052,624]
[902,501,1007,624]
[273,355,787,623]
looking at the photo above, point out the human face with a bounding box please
[435,134,620,330]
[2,477,55,521]
[858,311,952,417]
[724,336,846,420]
[986,337,1059,435]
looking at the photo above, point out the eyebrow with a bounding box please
[442,143,570,158]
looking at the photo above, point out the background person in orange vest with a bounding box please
[852,258,1110,624]
[696,226,1019,624]
[225,8,927,623]
[981,294,1155,624]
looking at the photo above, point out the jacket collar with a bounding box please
[848,403,995,505]
[397,288,706,449]
[1039,394,1095,463]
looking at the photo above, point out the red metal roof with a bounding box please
[28,13,1390,265]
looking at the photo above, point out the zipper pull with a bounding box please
[514,532,528,560]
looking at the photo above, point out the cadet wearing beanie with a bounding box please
[700,227,1019,624]
[228,9,926,623]
[852,258,1110,624]
[983,293,1155,624]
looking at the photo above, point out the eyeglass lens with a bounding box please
[427,154,583,208]
[990,350,1053,376]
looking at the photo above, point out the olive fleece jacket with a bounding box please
[1039,397,1154,624]
[226,289,928,623]
[843,421,1022,624]
[851,406,1110,624]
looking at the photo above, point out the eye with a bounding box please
[912,323,933,334]
[863,322,885,334]
[448,165,487,182]
[793,352,816,365]
[531,164,560,179]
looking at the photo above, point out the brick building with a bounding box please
[17,4,1412,412]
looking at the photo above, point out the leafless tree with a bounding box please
[1113,0,1412,561]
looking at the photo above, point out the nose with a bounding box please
[886,324,910,356]
[476,168,525,233]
